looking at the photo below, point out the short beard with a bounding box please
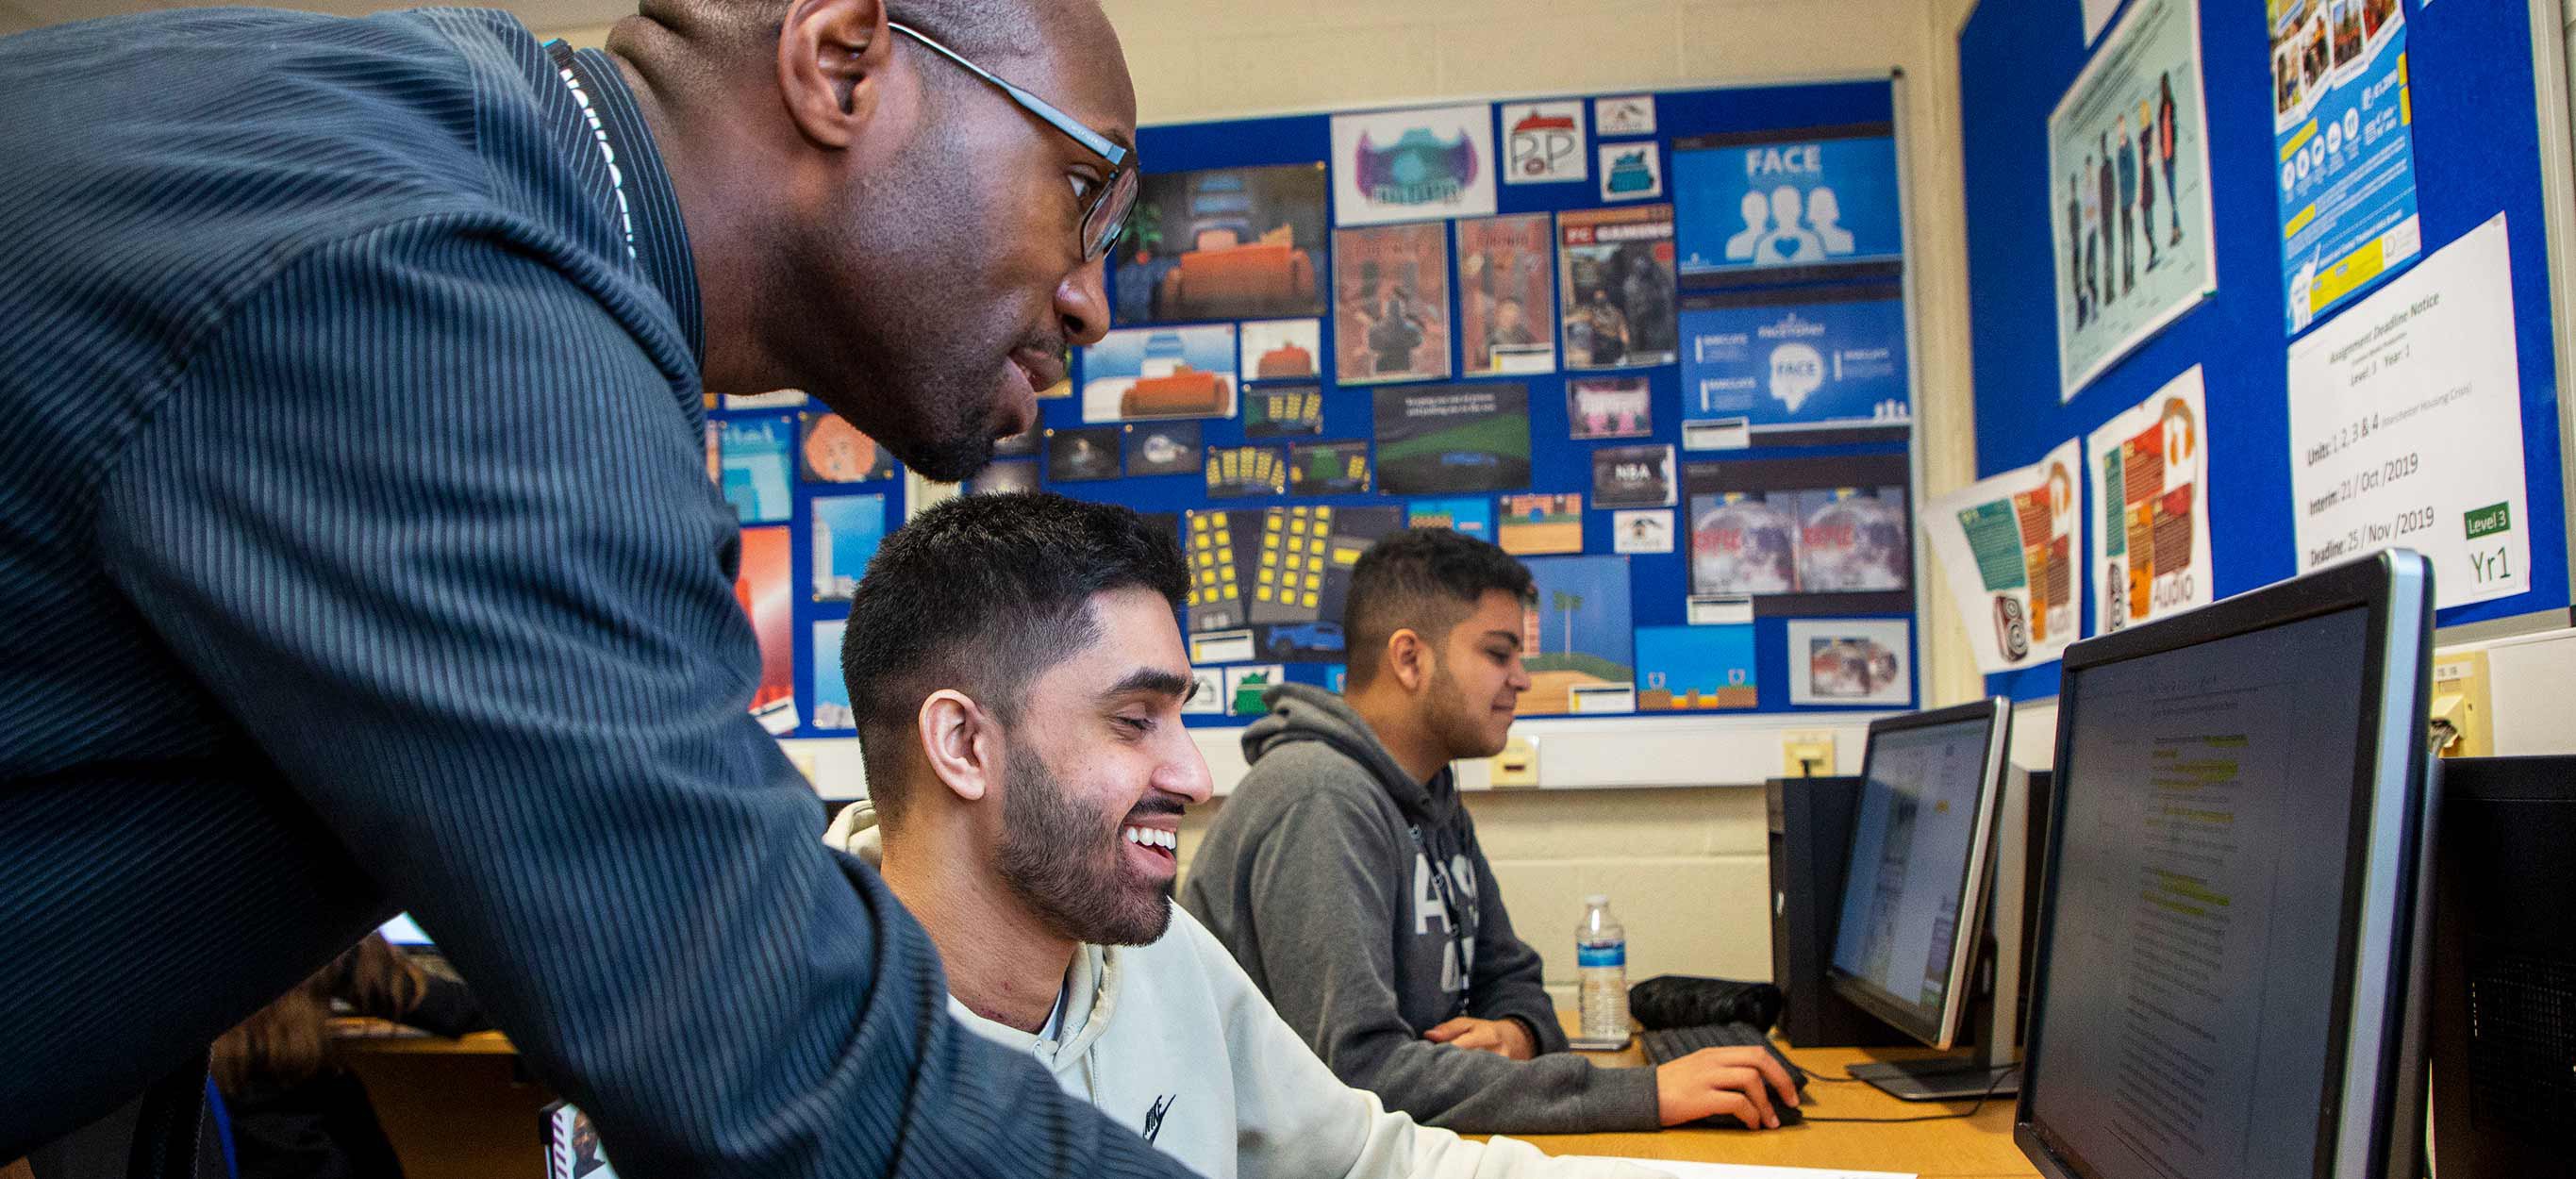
[1425,657,1508,761]
[993,743,1172,947]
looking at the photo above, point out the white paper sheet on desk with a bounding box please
[1564,1159,1913,1179]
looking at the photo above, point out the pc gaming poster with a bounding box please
[1113,162,1328,325]
[1557,205,1678,371]
[1456,213,1557,376]
[1334,224,1454,385]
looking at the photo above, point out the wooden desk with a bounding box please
[1509,1036,2036,1178]
[335,1021,548,1179]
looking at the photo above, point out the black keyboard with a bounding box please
[1636,1021,1811,1106]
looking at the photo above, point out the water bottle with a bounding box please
[1577,895,1630,1040]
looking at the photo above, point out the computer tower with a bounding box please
[1766,775,1909,1047]
[2431,755,2576,1178]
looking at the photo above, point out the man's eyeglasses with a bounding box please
[887,21,1138,263]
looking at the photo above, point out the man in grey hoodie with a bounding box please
[1182,529,1797,1135]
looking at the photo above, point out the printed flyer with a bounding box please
[2086,366,2215,633]
[2286,214,2529,608]
[1921,440,2084,673]
[2270,0,2420,334]
[2047,0,2218,399]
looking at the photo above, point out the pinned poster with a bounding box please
[1501,100,1587,185]
[2272,0,2419,334]
[1672,125,1903,284]
[2046,0,2217,399]
[2086,366,2213,633]
[2286,214,2529,607]
[1680,283,1911,442]
[735,526,796,735]
[1330,103,1498,226]
[1557,205,1678,371]
[1334,223,1454,384]
[1456,213,1557,376]
[1520,556,1636,715]
[1921,440,2084,673]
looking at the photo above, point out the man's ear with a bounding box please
[775,0,892,149]
[917,689,999,804]
[1385,628,1433,693]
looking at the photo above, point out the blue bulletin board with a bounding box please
[711,77,1940,737]
[1960,0,2571,701]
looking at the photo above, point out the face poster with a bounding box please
[1112,163,1328,325]
[1333,224,1454,384]
[1456,213,1557,376]
[1330,103,1498,226]
[1371,382,1531,495]
[1679,283,1910,441]
[1557,205,1678,371]
[1672,125,1903,282]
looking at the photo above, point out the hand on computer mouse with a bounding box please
[1421,1016,1537,1060]
[1654,1046,1801,1129]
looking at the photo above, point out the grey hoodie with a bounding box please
[1180,686,1662,1134]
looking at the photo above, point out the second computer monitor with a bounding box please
[1826,697,2015,1054]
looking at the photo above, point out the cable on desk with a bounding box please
[1794,1064,2020,1124]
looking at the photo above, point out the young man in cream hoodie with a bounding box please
[822,492,1693,1179]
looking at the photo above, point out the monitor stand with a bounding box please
[1845,1048,2020,1102]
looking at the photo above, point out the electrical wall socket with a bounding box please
[2430,650,2494,758]
[1781,731,1836,778]
[1488,735,1540,787]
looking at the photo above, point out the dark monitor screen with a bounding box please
[1828,704,2005,1047]
[2020,553,2433,1179]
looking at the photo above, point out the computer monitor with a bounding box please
[1826,696,2020,1099]
[2016,551,2436,1179]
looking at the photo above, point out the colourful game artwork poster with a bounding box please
[1334,223,1454,384]
[810,621,854,731]
[1239,319,1322,382]
[1205,445,1288,499]
[1289,440,1372,496]
[1330,103,1498,226]
[719,416,793,523]
[962,460,1039,496]
[1518,556,1634,716]
[1921,440,2083,673]
[2086,366,2212,632]
[2270,0,2418,333]
[1635,624,1758,710]
[1568,376,1654,440]
[1501,100,1587,185]
[809,493,887,603]
[1081,324,1238,424]
[1112,162,1327,325]
[1371,382,1531,495]
[1044,426,1122,483]
[1408,496,1494,541]
[1123,421,1203,476]
[1558,205,1678,371]
[1241,504,1403,662]
[1243,385,1324,439]
[1457,213,1557,375]
[1685,452,1913,615]
[1499,492,1584,556]
[734,525,796,735]
[798,412,899,483]
[1787,618,1913,706]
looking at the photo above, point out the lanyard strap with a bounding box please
[1408,825,1473,1019]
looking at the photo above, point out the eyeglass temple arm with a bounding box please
[885,21,1129,168]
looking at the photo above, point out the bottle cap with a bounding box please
[1584,893,1609,906]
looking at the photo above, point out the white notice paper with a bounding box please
[1922,440,2085,673]
[1567,1159,1912,1179]
[2086,367,2214,633]
[2286,213,2530,607]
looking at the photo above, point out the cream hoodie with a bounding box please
[823,803,1657,1179]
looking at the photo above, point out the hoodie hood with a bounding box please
[1241,683,1442,822]
[819,796,1123,1071]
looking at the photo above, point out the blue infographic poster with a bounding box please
[1672,125,1903,282]
[718,416,793,524]
[1680,285,1910,438]
[2270,0,2418,334]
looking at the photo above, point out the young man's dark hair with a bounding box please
[841,492,1186,822]
[1184,527,1797,1137]
[1341,528,1534,693]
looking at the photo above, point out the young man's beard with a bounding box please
[1424,657,1510,762]
[994,742,1175,948]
